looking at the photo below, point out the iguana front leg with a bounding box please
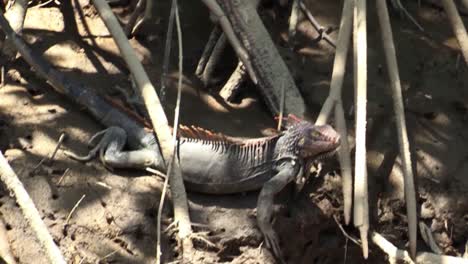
[257,158,301,261]
[65,127,164,170]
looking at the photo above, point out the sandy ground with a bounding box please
[0,0,468,263]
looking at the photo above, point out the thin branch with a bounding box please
[353,0,369,259]
[299,1,336,48]
[314,0,353,225]
[124,0,145,37]
[0,151,66,264]
[376,0,418,258]
[156,0,185,263]
[371,232,468,264]
[441,0,468,66]
[90,0,193,253]
[160,0,176,104]
[65,194,86,225]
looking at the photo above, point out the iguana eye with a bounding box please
[298,138,305,146]
[310,131,321,138]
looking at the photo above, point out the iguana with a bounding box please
[0,12,340,262]
[64,114,340,260]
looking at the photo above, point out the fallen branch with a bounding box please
[353,0,369,259]
[371,232,468,264]
[90,0,193,256]
[156,0,185,263]
[315,0,353,225]
[0,151,66,264]
[441,0,468,66]
[376,0,418,258]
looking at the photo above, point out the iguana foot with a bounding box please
[261,224,283,262]
[65,127,162,169]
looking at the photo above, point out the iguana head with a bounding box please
[282,121,341,160]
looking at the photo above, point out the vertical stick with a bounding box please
[353,0,369,259]
[91,0,193,248]
[441,0,468,65]
[315,0,354,225]
[376,0,418,259]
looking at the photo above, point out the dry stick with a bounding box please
[371,232,468,264]
[376,0,418,259]
[1,0,28,59]
[298,1,336,48]
[91,0,193,251]
[31,132,67,173]
[219,61,247,102]
[288,0,302,41]
[195,26,222,77]
[353,0,369,259]
[441,0,468,66]
[201,0,258,85]
[124,0,145,37]
[156,0,181,263]
[65,194,86,225]
[160,0,176,104]
[0,152,66,264]
[315,0,353,225]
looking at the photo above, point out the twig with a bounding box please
[333,215,361,247]
[160,0,176,104]
[90,0,193,256]
[419,222,442,254]
[56,168,70,186]
[65,194,86,225]
[219,61,247,102]
[124,0,145,37]
[353,0,369,259]
[371,231,468,264]
[0,151,66,264]
[145,167,166,179]
[376,0,418,258]
[195,26,222,77]
[441,0,468,66]
[0,215,17,264]
[277,81,285,131]
[156,1,186,263]
[298,1,336,48]
[31,132,66,173]
[389,0,424,31]
[314,0,353,225]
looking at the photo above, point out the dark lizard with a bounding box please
[0,13,340,262]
